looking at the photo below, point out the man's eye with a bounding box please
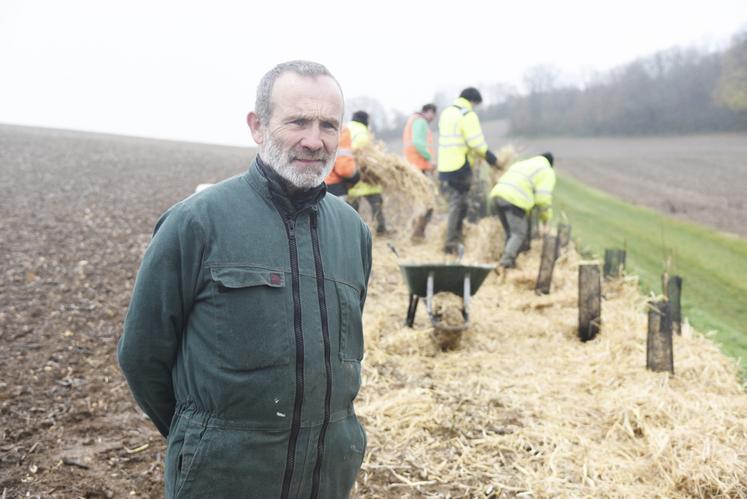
[321,122,338,131]
[291,119,307,126]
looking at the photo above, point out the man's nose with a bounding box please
[299,123,324,150]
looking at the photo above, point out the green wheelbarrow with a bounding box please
[399,262,496,331]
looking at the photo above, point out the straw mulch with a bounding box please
[354,218,747,498]
[354,141,437,209]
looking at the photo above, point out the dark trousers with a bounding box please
[349,194,387,233]
[440,173,471,253]
[491,197,528,267]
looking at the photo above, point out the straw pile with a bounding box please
[490,143,519,186]
[354,140,437,209]
[354,217,747,498]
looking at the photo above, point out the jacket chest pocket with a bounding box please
[337,282,364,362]
[210,266,291,371]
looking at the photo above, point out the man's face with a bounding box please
[249,72,343,189]
[423,109,436,123]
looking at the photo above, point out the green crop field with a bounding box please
[553,173,747,368]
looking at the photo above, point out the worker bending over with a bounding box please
[489,153,556,268]
[346,111,389,235]
[325,123,360,198]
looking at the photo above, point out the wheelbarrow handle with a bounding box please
[463,272,471,323]
[426,271,434,317]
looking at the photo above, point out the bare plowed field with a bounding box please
[0,125,253,497]
[480,122,747,238]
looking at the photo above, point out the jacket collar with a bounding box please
[245,155,327,218]
[454,97,473,111]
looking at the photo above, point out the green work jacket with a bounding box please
[118,159,372,498]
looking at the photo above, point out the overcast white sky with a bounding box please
[1,0,746,146]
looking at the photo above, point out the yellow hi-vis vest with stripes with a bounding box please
[437,97,489,173]
[347,120,383,198]
[489,156,556,221]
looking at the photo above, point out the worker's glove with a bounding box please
[538,207,552,223]
[485,150,498,167]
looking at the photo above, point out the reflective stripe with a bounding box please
[499,181,533,202]
[439,143,468,149]
[514,165,548,182]
[440,133,462,139]
[439,139,464,146]
[535,189,553,195]
[467,140,487,150]
[465,133,483,142]
[528,165,549,179]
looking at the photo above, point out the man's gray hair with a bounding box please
[255,60,342,125]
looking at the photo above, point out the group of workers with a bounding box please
[325,86,556,269]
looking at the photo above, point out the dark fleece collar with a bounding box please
[255,154,326,217]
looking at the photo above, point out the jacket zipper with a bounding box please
[309,210,333,498]
[281,216,304,499]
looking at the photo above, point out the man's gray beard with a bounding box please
[260,132,335,190]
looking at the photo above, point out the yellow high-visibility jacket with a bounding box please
[489,156,556,221]
[347,120,384,198]
[437,97,489,173]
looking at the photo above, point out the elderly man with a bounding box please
[118,60,372,498]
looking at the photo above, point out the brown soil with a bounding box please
[0,125,253,498]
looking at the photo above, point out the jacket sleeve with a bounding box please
[534,169,556,222]
[462,112,489,157]
[359,225,373,310]
[117,204,205,437]
[411,118,432,161]
[334,157,358,180]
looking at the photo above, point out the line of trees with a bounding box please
[350,29,747,138]
[494,29,747,136]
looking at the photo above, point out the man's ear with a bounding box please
[247,112,265,144]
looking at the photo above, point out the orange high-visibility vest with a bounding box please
[403,112,433,171]
[325,126,356,186]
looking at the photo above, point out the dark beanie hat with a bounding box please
[459,87,483,104]
[541,152,554,166]
[351,110,369,126]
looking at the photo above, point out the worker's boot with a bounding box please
[410,208,433,242]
